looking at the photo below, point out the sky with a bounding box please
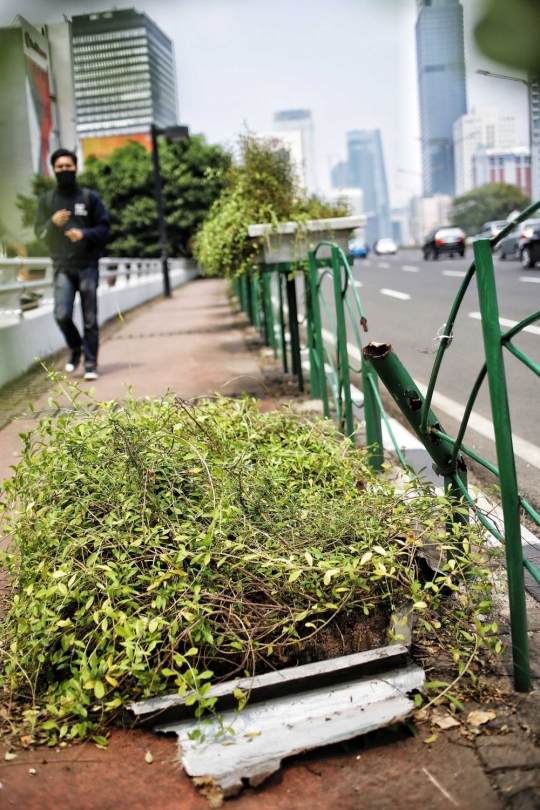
[0,0,530,208]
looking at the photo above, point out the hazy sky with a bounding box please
[0,0,529,207]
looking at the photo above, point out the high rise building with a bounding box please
[331,160,349,189]
[71,8,178,160]
[257,131,308,190]
[473,147,531,197]
[530,74,540,202]
[0,16,60,241]
[346,130,391,245]
[453,106,516,196]
[273,110,316,192]
[416,0,467,197]
[410,193,453,244]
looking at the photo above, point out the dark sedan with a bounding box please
[422,227,466,260]
[520,226,540,268]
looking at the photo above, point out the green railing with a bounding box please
[362,202,540,692]
[232,210,540,691]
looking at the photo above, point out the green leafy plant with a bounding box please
[193,133,349,278]
[0,389,499,747]
[451,182,530,236]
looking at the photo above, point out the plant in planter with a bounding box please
[193,134,351,277]
[0,390,499,747]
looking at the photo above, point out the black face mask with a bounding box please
[55,170,77,190]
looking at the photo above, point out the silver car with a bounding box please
[497,218,540,260]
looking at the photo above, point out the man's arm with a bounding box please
[80,193,110,246]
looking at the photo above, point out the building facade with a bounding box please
[410,193,453,245]
[0,17,60,242]
[71,8,178,159]
[453,106,517,196]
[473,147,531,197]
[273,110,316,193]
[416,0,467,197]
[346,129,391,245]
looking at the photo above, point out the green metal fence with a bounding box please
[233,209,540,691]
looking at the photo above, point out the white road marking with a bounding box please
[319,326,540,471]
[469,312,540,336]
[380,288,411,301]
[442,270,466,278]
[353,280,363,288]
[520,276,540,283]
[378,262,390,269]
[402,265,419,273]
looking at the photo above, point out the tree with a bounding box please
[450,183,531,236]
[475,0,540,75]
[14,135,231,259]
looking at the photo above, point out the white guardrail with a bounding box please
[0,256,198,388]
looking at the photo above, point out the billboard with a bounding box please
[20,17,55,177]
[82,133,153,162]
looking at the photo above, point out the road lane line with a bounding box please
[469,312,540,336]
[442,270,466,278]
[380,288,411,300]
[402,265,419,273]
[319,326,540,470]
[353,280,363,288]
[378,262,390,269]
[520,276,540,283]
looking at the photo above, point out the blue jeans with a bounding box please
[53,265,99,364]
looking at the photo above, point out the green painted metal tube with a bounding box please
[304,260,320,399]
[361,357,384,470]
[474,237,530,692]
[331,248,354,436]
[308,253,330,418]
[262,270,277,355]
[362,342,464,477]
[277,270,288,374]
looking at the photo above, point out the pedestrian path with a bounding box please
[0,277,265,498]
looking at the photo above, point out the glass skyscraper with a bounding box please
[346,129,390,244]
[71,9,177,142]
[416,0,467,196]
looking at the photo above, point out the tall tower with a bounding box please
[273,110,316,193]
[416,0,467,196]
[71,8,178,160]
[346,130,390,244]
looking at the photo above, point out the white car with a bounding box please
[374,238,398,255]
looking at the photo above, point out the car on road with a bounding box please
[473,220,508,242]
[422,226,466,260]
[374,238,398,255]
[519,225,540,268]
[349,239,370,259]
[497,218,540,260]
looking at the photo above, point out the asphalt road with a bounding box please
[315,248,540,511]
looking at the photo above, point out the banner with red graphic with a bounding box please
[20,18,54,177]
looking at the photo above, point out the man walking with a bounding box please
[35,148,110,380]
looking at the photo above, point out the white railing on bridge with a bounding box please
[0,256,198,388]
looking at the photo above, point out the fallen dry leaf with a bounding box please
[433,714,460,730]
[423,733,438,745]
[467,709,496,727]
[4,752,17,761]
[145,751,153,764]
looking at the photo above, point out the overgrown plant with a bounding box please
[193,133,349,277]
[0,391,498,747]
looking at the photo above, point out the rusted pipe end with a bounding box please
[363,342,392,360]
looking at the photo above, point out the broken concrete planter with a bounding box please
[248,215,365,264]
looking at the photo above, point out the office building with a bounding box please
[331,160,349,189]
[410,194,453,245]
[416,0,467,196]
[273,110,316,192]
[473,147,531,197]
[0,16,60,241]
[71,8,178,160]
[346,129,391,245]
[530,74,540,202]
[453,106,516,196]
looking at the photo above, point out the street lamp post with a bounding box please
[150,123,190,298]
[475,69,533,197]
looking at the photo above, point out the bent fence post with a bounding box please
[307,252,330,417]
[361,357,384,471]
[330,247,354,437]
[474,238,530,692]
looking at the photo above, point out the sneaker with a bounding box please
[65,350,81,373]
[84,364,99,381]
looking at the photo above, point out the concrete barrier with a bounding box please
[0,260,198,388]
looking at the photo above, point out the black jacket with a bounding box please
[34,186,110,267]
